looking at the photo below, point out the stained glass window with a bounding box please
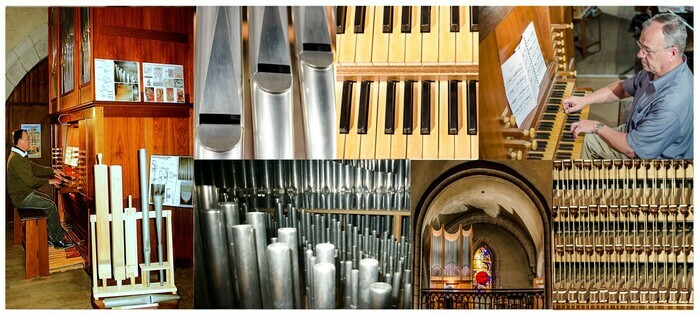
[472,244,493,289]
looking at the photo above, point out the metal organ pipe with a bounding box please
[267,242,294,309]
[196,160,412,309]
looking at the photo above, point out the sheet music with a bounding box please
[520,22,547,88]
[501,52,537,127]
[501,21,547,127]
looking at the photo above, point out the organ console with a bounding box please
[194,7,337,159]
[552,159,694,309]
[335,6,479,159]
[480,6,589,160]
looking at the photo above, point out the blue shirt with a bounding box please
[624,56,693,159]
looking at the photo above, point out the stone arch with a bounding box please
[412,160,552,308]
[6,10,48,100]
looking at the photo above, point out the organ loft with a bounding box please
[412,160,553,309]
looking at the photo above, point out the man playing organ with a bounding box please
[564,13,693,159]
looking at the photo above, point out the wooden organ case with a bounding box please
[335,6,479,159]
[48,7,195,269]
[552,160,694,309]
[480,6,592,160]
[428,225,473,289]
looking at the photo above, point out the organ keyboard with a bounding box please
[335,6,479,159]
[552,159,694,309]
[526,80,591,160]
[195,6,336,159]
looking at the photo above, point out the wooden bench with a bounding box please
[13,207,50,279]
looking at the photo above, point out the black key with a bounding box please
[383,7,393,33]
[354,6,366,33]
[339,81,354,134]
[401,6,411,33]
[450,6,460,32]
[420,80,432,135]
[357,81,372,134]
[448,80,459,135]
[337,6,347,34]
[403,81,414,134]
[470,6,479,32]
[467,80,478,135]
[420,6,431,33]
[385,81,397,134]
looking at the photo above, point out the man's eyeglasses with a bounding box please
[637,40,673,55]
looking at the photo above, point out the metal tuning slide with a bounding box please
[248,6,295,159]
[292,7,337,159]
[195,7,244,159]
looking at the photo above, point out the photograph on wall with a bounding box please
[94,59,141,102]
[142,62,185,103]
[20,124,41,158]
[148,155,193,208]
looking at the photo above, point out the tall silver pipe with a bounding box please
[267,242,294,309]
[402,283,412,309]
[308,256,317,307]
[291,6,336,158]
[201,208,235,308]
[353,166,363,209]
[344,260,353,309]
[313,262,336,309]
[138,148,151,268]
[194,7,243,159]
[248,6,294,158]
[316,243,335,264]
[369,282,393,309]
[275,201,285,229]
[219,201,241,305]
[342,164,352,209]
[374,171,385,210]
[362,169,373,210]
[152,186,165,284]
[220,201,240,226]
[351,269,359,309]
[196,185,219,213]
[333,162,342,208]
[359,258,379,309]
[274,160,285,197]
[392,271,402,305]
[304,248,314,304]
[231,225,262,309]
[385,172,395,210]
[246,212,271,308]
[278,228,301,308]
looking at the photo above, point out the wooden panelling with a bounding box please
[5,59,52,223]
[49,6,195,269]
[92,7,195,102]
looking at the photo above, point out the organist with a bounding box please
[564,13,693,159]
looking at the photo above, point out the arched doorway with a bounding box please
[412,160,552,309]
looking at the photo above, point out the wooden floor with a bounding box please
[4,224,194,309]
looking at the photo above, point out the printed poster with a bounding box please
[148,155,194,208]
[142,62,185,103]
[94,59,141,102]
[20,124,41,159]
